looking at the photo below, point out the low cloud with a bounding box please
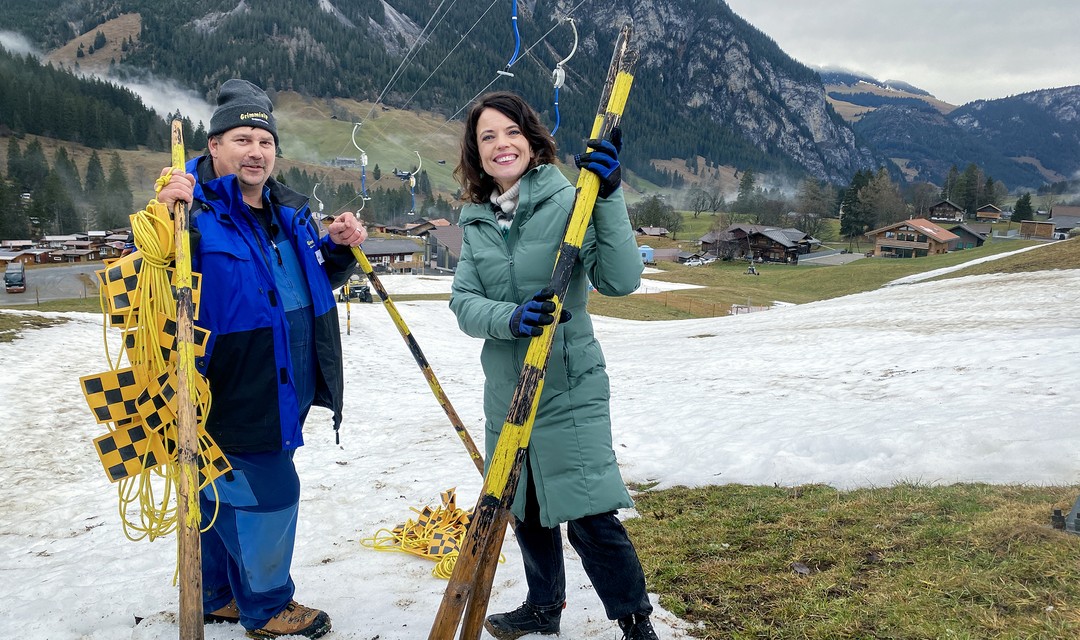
[0,30,42,57]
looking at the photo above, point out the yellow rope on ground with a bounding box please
[360,488,497,579]
[82,185,230,544]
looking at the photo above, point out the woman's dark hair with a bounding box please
[455,91,557,204]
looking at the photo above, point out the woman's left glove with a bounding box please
[574,127,622,198]
[509,288,572,338]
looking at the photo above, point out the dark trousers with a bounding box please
[514,469,652,620]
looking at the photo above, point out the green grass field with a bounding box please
[588,236,1075,320]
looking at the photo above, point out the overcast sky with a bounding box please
[724,0,1080,105]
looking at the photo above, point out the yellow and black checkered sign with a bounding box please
[427,530,461,556]
[95,253,142,317]
[93,419,168,482]
[136,369,176,433]
[197,437,231,489]
[80,368,141,424]
[123,314,209,372]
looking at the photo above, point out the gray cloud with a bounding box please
[0,30,42,57]
[725,0,1080,104]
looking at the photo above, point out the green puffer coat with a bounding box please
[450,163,644,527]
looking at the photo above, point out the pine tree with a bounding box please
[84,151,107,224]
[6,139,23,188]
[734,170,756,215]
[101,152,133,229]
[33,171,79,234]
[1012,193,1034,223]
[20,140,50,194]
[0,178,29,238]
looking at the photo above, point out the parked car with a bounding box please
[4,262,26,293]
[338,283,373,303]
[684,258,704,267]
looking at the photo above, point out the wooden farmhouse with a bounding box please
[927,200,965,223]
[699,224,820,263]
[975,204,1003,222]
[865,218,958,258]
[359,237,425,273]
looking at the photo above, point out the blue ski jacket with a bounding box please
[187,154,357,452]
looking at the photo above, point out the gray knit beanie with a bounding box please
[208,79,278,144]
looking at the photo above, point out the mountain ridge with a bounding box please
[2,1,1077,192]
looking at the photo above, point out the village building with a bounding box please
[865,218,958,258]
[974,204,1003,222]
[700,224,820,264]
[948,224,987,250]
[927,200,966,223]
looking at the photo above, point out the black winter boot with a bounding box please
[484,601,562,640]
[618,613,659,640]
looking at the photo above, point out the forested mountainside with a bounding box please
[853,86,1080,188]
[2,1,1076,190]
[0,0,878,184]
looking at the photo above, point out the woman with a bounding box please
[449,91,659,640]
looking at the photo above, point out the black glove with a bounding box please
[509,288,573,338]
[574,127,623,198]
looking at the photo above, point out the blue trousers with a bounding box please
[513,464,652,620]
[200,450,300,631]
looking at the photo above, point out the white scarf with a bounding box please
[490,180,521,231]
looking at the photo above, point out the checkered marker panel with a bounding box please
[427,530,461,556]
[93,420,168,482]
[136,370,176,433]
[80,368,141,424]
[156,312,209,360]
[96,254,142,315]
[197,438,231,489]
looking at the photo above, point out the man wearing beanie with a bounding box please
[156,78,368,639]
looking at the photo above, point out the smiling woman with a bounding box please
[448,91,661,639]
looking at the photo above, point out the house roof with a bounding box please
[866,218,960,243]
[636,226,669,236]
[976,204,1002,213]
[1050,215,1080,229]
[929,199,965,212]
[1051,205,1080,220]
[949,224,987,241]
[427,225,463,257]
[360,237,423,256]
[701,224,819,248]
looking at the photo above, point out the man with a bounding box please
[156,79,367,639]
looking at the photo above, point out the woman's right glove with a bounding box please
[509,288,572,338]
[574,127,623,198]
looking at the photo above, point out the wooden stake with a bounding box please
[171,119,204,640]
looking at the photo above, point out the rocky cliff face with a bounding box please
[555,0,877,182]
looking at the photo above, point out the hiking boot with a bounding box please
[618,613,659,640]
[484,601,562,640]
[204,599,240,624]
[246,600,332,639]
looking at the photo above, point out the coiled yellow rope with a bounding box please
[83,181,229,544]
[360,488,497,579]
